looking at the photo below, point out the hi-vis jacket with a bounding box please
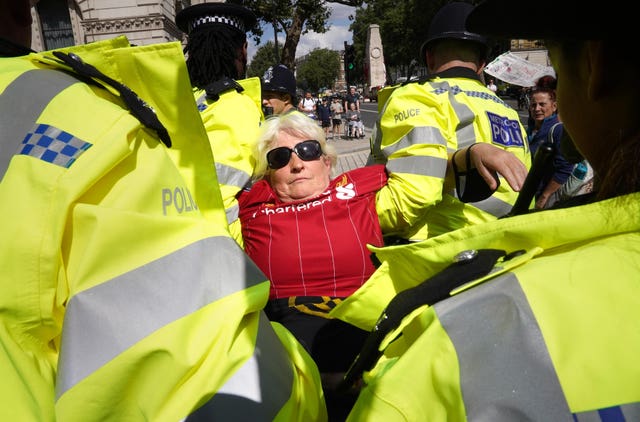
[371,67,530,241]
[338,195,640,420]
[0,37,325,421]
[194,77,264,247]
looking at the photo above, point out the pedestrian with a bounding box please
[486,77,498,92]
[342,0,640,419]
[261,63,297,115]
[525,75,575,209]
[176,2,263,247]
[343,85,360,112]
[367,1,530,242]
[298,90,317,119]
[317,97,332,139]
[330,96,344,139]
[0,0,325,419]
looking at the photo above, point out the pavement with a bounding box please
[330,127,372,174]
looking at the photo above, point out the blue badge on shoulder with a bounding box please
[486,111,525,147]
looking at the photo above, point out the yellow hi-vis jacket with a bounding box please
[0,37,325,421]
[372,68,530,241]
[339,195,640,420]
[194,77,264,247]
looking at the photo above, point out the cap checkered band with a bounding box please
[189,15,246,33]
[19,124,92,168]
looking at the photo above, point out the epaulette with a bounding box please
[51,51,172,147]
[204,77,244,102]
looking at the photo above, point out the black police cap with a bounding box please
[176,2,257,35]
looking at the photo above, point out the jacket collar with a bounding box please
[432,66,483,82]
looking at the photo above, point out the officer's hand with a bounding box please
[469,143,528,191]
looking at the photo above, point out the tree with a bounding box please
[296,48,340,93]
[348,0,507,83]
[247,41,279,78]
[230,0,363,69]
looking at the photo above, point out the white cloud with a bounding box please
[248,3,355,62]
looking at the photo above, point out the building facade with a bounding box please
[29,0,197,52]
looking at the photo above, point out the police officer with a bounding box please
[261,64,298,115]
[0,0,325,419]
[369,1,530,242]
[342,0,640,419]
[176,2,264,247]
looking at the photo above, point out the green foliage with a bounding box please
[296,48,340,93]
[247,41,278,78]
[349,0,507,79]
[238,0,333,67]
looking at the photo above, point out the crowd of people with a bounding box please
[2,0,637,420]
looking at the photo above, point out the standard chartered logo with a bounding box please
[335,183,356,199]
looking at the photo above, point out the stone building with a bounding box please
[28,0,200,52]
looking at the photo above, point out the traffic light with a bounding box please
[344,42,355,85]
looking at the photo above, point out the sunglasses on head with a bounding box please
[266,140,323,170]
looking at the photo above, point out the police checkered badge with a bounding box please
[189,14,247,33]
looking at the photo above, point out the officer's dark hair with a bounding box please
[184,25,246,89]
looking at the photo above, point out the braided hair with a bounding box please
[184,25,246,89]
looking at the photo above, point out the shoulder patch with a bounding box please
[485,111,525,147]
[19,124,92,168]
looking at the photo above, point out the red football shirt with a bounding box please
[239,165,388,299]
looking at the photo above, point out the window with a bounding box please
[37,0,74,50]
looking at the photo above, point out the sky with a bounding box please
[247,3,355,62]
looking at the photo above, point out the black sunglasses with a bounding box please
[266,140,323,170]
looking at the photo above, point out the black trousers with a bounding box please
[265,297,369,421]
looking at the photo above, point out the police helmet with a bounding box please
[261,65,297,102]
[420,2,489,64]
[176,2,257,36]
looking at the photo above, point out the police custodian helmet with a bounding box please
[175,2,257,35]
[420,1,489,63]
[262,64,297,101]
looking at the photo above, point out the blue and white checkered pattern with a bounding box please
[189,15,246,33]
[432,85,508,107]
[19,124,92,168]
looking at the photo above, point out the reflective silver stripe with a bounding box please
[574,402,640,421]
[381,126,447,159]
[386,155,446,179]
[215,162,251,190]
[468,194,513,218]
[435,273,572,421]
[56,236,266,397]
[186,314,292,420]
[429,80,477,150]
[226,202,239,225]
[0,69,79,176]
